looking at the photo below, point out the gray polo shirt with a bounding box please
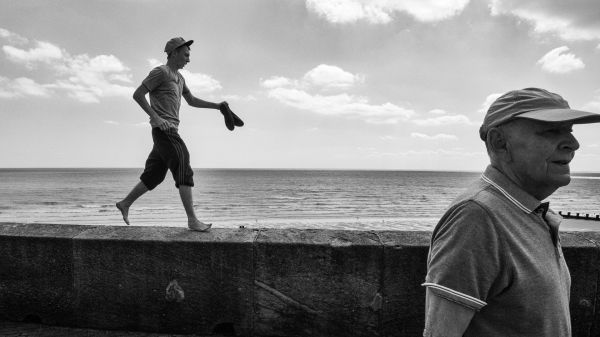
[424,165,571,336]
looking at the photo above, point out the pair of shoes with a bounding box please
[219,102,244,131]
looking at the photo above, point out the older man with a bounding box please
[423,88,600,336]
[116,37,242,231]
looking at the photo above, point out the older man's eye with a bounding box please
[540,128,573,136]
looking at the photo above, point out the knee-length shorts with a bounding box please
[140,128,194,189]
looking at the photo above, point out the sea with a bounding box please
[1,168,599,231]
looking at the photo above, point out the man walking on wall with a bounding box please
[116,37,242,231]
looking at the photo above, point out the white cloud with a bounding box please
[303,64,364,90]
[104,120,119,125]
[261,76,294,89]
[261,65,363,91]
[411,132,458,140]
[490,0,600,41]
[148,58,162,67]
[428,109,447,115]
[262,64,411,124]
[306,0,470,24]
[583,92,600,113]
[3,41,63,68]
[0,28,28,45]
[307,0,392,24]
[133,122,149,128]
[267,87,414,124]
[537,46,585,74]
[0,76,51,98]
[180,70,222,93]
[2,35,135,103]
[413,114,476,126]
[148,58,221,93]
[479,92,503,113]
[222,94,257,102]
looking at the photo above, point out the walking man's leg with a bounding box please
[179,185,211,231]
[116,181,149,225]
[117,139,167,226]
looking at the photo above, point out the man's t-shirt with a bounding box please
[142,65,190,129]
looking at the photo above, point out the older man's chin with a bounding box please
[549,164,572,187]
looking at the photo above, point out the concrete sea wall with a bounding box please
[1,222,600,336]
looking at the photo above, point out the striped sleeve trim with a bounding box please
[422,282,487,311]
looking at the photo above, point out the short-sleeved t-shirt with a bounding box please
[142,65,190,129]
[423,165,571,336]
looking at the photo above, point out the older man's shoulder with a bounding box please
[448,177,500,210]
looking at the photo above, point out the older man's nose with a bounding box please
[561,132,580,151]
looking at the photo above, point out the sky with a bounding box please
[1,0,600,171]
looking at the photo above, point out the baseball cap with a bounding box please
[479,87,600,140]
[164,37,194,55]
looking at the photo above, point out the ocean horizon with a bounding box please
[1,168,599,231]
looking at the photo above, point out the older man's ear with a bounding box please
[486,127,512,161]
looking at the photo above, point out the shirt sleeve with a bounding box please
[423,200,505,311]
[142,66,166,92]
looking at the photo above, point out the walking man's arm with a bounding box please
[132,85,174,131]
[182,91,223,110]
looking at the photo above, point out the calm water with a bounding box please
[1,168,599,231]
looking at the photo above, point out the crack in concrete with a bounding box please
[254,280,321,315]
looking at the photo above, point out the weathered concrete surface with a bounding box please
[253,229,382,336]
[1,222,600,336]
[378,231,431,337]
[72,226,256,335]
[0,223,89,326]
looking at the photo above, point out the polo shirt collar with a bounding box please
[481,165,542,214]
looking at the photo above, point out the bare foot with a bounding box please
[188,218,212,232]
[116,201,130,225]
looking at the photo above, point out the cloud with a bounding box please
[479,92,503,113]
[537,46,585,74]
[147,58,221,93]
[412,114,476,126]
[0,28,28,45]
[1,32,134,103]
[180,70,222,93]
[261,64,363,91]
[306,0,470,24]
[490,0,600,41]
[3,41,63,68]
[262,64,414,124]
[428,109,447,115]
[261,76,294,89]
[411,132,458,140]
[104,120,119,125]
[303,64,364,90]
[0,76,51,98]
[583,91,600,113]
[147,58,162,68]
[267,87,414,124]
[133,122,149,128]
[222,94,257,102]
